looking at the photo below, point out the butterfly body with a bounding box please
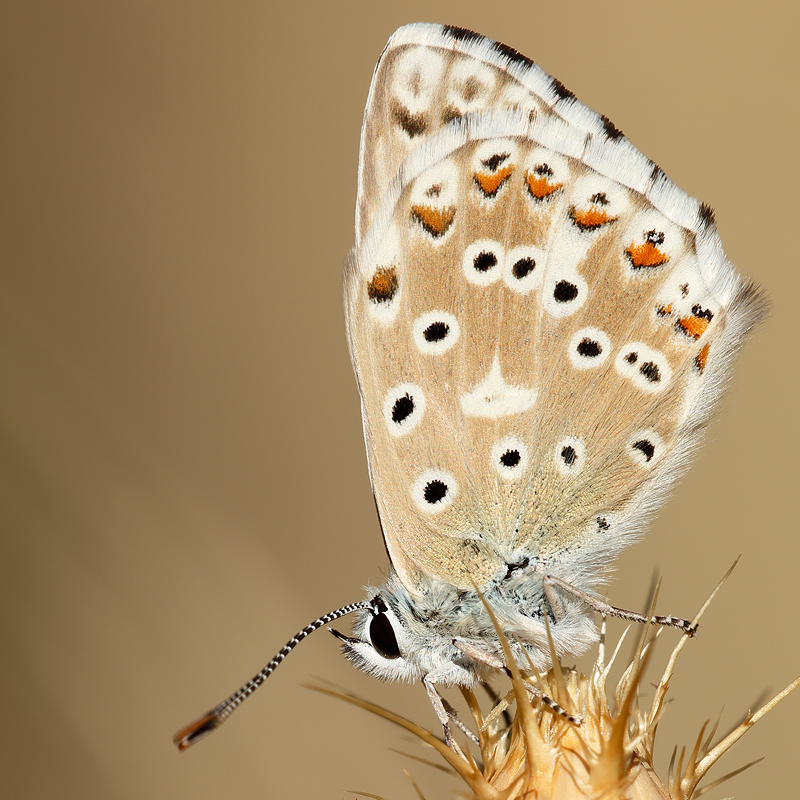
[341,566,600,688]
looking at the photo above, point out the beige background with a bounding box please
[1,2,797,798]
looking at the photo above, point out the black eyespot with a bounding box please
[645,229,665,245]
[691,304,714,321]
[553,280,578,303]
[561,445,577,466]
[633,439,656,461]
[391,103,427,138]
[473,251,497,272]
[424,321,449,342]
[482,152,509,170]
[628,432,663,465]
[369,612,401,659]
[590,192,609,205]
[625,351,638,364]
[423,480,448,504]
[577,338,601,357]
[639,361,661,382]
[500,449,521,467]
[391,393,414,423]
[512,258,535,279]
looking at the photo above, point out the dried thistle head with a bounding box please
[314,570,799,800]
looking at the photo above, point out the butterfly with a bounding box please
[174,22,766,750]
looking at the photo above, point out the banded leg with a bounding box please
[424,675,455,747]
[441,696,480,744]
[452,637,581,725]
[544,575,698,635]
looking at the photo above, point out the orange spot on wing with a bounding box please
[569,206,618,231]
[656,303,674,317]
[525,172,563,200]
[695,343,710,373]
[473,165,513,197]
[626,241,669,269]
[367,267,398,303]
[411,205,456,237]
[678,315,710,340]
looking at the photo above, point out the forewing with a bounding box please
[357,24,559,245]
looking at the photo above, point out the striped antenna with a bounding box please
[173,601,370,750]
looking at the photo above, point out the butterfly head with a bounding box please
[329,567,603,687]
[331,592,427,683]
[329,571,497,684]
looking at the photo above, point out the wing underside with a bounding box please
[345,25,766,595]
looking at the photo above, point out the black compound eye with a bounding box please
[369,612,401,659]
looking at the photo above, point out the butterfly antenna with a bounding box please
[173,601,370,750]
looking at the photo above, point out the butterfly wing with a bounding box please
[346,24,766,597]
[356,24,553,246]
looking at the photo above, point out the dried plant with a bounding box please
[312,567,798,799]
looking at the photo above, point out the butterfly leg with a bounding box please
[543,574,697,635]
[422,666,481,746]
[542,576,569,621]
[423,672,456,747]
[441,697,480,744]
[452,638,581,725]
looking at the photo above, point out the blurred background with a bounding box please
[1,2,798,798]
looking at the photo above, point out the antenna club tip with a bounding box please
[172,603,366,750]
[173,711,222,751]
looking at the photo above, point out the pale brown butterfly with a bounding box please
[174,22,766,750]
